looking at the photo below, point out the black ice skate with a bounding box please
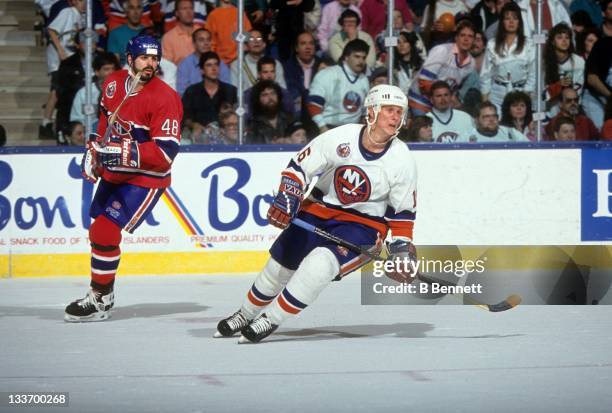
[238,314,278,344]
[64,285,114,322]
[214,310,250,337]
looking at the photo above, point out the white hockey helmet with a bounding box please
[364,84,408,137]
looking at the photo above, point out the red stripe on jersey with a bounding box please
[302,202,389,238]
[306,103,323,117]
[388,220,414,240]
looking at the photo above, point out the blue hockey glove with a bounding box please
[386,239,418,284]
[92,135,140,169]
[267,174,303,229]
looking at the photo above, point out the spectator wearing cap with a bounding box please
[328,9,377,68]
[284,121,308,144]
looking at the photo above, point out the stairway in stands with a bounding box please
[0,0,48,146]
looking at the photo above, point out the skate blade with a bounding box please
[237,335,251,344]
[64,312,111,323]
[213,331,225,338]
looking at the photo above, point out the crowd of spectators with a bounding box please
[34,0,612,145]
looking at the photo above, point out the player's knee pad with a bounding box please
[258,258,295,290]
[297,247,340,289]
[89,215,122,250]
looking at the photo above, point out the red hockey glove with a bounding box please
[267,175,303,229]
[92,136,140,169]
[385,239,418,284]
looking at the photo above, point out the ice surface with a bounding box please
[0,275,611,413]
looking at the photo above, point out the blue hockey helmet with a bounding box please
[126,35,162,61]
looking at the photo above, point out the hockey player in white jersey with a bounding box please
[216,84,418,343]
[426,80,474,143]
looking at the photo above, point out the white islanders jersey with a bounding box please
[283,123,417,240]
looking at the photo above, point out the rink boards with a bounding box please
[0,142,611,277]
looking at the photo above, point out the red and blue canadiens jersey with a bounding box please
[97,69,183,189]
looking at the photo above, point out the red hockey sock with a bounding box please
[89,215,122,287]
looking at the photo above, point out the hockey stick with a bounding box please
[102,70,143,144]
[291,218,521,312]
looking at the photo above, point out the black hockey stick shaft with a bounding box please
[291,218,521,312]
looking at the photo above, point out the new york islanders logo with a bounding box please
[106,80,116,98]
[343,91,362,113]
[334,165,371,204]
[336,143,351,158]
[435,132,459,143]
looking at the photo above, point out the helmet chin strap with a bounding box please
[365,105,404,147]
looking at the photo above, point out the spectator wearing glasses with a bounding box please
[231,29,287,91]
[544,87,599,140]
[459,101,528,142]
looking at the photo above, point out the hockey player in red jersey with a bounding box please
[215,84,418,343]
[65,35,183,322]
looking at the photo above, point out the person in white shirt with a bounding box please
[479,1,536,111]
[460,101,529,142]
[426,81,474,143]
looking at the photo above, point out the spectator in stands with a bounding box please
[70,52,119,127]
[176,28,231,96]
[515,0,572,36]
[64,121,85,145]
[318,0,361,53]
[545,87,599,140]
[306,39,370,132]
[409,19,476,115]
[107,0,144,66]
[56,29,90,144]
[470,0,498,33]
[544,23,585,117]
[393,31,423,95]
[328,9,376,68]
[182,51,238,141]
[426,81,474,143]
[602,98,612,140]
[551,116,577,141]
[375,10,426,63]
[205,0,252,65]
[283,31,321,139]
[244,57,295,118]
[459,29,486,104]
[480,1,535,111]
[284,120,308,144]
[247,80,294,144]
[570,10,594,33]
[200,109,240,144]
[406,115,433,142]
[231,29,287,91]
[270,0,315,61]
[41,0,86,140]
[161,0,207,32]
[360,0,413,40]
[602,0,612,37]
[422,0,468,48]
[570,0,603,28]
[162,0,203,66]
[459,101,528,142]
[583,34,612,129]
[575,26,600,60]
[369,67,389,87]
[107,0,157,31]
[500,91,536,141]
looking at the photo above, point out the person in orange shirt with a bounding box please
[161,0,203,65]
[205,0,252,65]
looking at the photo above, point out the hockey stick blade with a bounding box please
[293,219,522,312]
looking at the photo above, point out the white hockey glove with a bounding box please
[385,239,418,284]
[81,133,103,183]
